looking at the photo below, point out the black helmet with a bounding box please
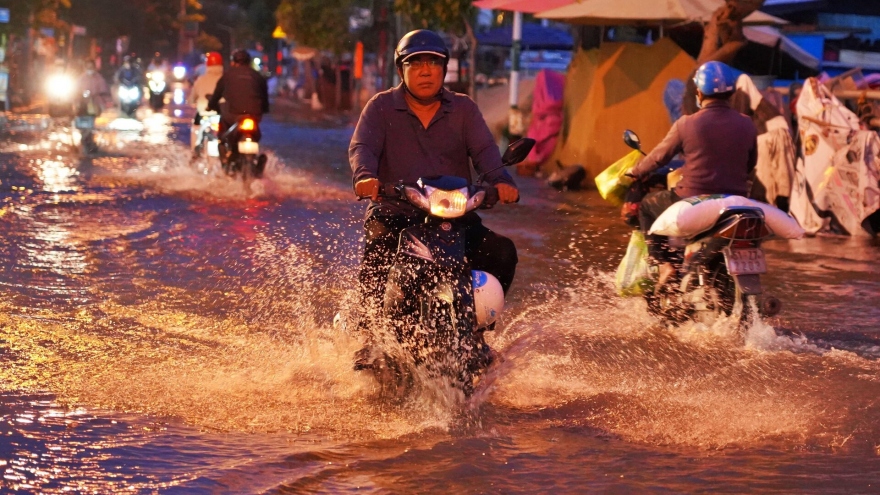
[232,49,250,65]
[394,30,449,67]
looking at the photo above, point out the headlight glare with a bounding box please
[427,186,468,218]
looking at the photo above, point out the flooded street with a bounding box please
[1,106,880,493]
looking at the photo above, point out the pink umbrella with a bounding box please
[473,0,573,14]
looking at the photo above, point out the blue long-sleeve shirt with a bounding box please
[349,84,515,217]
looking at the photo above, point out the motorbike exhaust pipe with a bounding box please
[761,296,782,317]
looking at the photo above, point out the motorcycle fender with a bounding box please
[732,273,763,295]
[387,224,476,328]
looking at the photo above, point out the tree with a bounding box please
[3,0,71,34]
[682,0,765,115]
[393,0,478,97]
[275,0,359,55]
[195,31,223,52]
[64,0,204,58]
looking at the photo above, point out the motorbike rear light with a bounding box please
[240,118,256,131]
[715,217,771,240]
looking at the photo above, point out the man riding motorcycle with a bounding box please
[206,49,269,140]
[348,29,520,369]
[115,55,143,89]
[77,60,111,114]
[189,51,224,153]
[627,61,757,293]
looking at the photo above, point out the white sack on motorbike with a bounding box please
[649,195,805,239]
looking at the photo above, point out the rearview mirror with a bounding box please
[623,129,641,151]
[502,137,536,166]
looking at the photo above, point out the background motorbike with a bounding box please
[355,138,535,399]
[74,90,99,154]
[218,116,267,181]
[146,70,167,111]
[45,72,75,119]
[171,64,188,105]
[192,111,221,163]
[622,130,781,328]
[118,83,140,118]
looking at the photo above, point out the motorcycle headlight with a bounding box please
[173,66,186,80]
[149,71,165,82]
[425,185,469,218]
[118,86,139,100]
[402,185,431,211]
[46,74,74,99]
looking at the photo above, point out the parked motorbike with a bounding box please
[354,137,535,399]
[218,115,267,180]
[621,130,781,328]
[118,82,140,118]
[146,70,167,111]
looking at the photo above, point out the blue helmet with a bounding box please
[693,61,735,95]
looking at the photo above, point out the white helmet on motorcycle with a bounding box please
[472,270,504,328]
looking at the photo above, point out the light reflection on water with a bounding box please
[1,116,880,492]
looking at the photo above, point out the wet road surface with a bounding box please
[1,105,879,493]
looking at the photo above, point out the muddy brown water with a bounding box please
[1,109,879,493]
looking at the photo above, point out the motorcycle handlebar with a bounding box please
[356,182,506,208]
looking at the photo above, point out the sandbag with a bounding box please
[547,164,586,191]
[649,195,805,239]
[595,150,641,206]
[615,230,651,297]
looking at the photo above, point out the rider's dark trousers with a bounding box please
[638,189,681,264]
[358,211,518,322]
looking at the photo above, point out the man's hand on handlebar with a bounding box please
[496,183,520,204]
[355,178,380,201]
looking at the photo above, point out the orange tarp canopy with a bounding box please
[548,38,696,180]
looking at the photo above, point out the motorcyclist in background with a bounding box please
[627,61,757,293]
[115,56,143,89]
[189,51,224,152]
[147,52,168,74]
[348,30,520,366]
[77,60,111,115]
[206,49,269,138]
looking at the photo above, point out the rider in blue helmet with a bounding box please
[627,60,758,294]
[693,61,736,103]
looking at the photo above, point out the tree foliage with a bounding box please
[4,0,72,33]
[275,0,361,54]
[195,31,223,52]
[393,0,474,34]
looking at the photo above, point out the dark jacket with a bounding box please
[349,84,515,218]
[207,65,269,119]
[115,65,142,87]
[630,99,757,199]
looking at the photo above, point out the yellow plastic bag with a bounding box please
[615,230,651,297]
[595,150,642,206]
